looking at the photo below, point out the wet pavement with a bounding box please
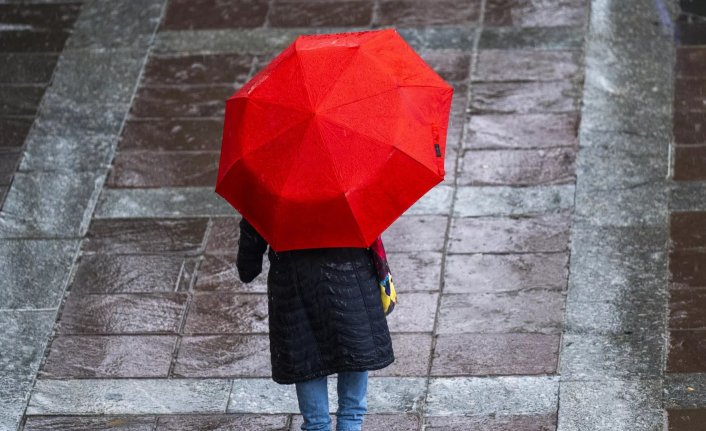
[0,0,704,430]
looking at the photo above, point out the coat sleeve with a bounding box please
[236,217,268,283]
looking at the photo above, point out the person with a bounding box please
[236,217,395,431]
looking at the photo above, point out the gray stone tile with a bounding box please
[291,414,419,431]
[671,182,706,212]
[371,333,432,377]
[95,187,234,219]
[194,254,268,293]
[444,252,568,294]
[0,239,79,309]
[173,335,270,378]
[437,290,565,334]
[0,310,55,431]
[560,333,665,380]
[574,181,668,227]
[0,310,55,381]
[32,103,126,136]
[396,27,477,51]
[564,299,666,334]
[24,415,157,431]
[479,26,585,50]
[426,376,559,416]
[424,414,557,430]
[575,144,668,190]
[566,226,668,303]
[228,377,426,414]
[454,185,575,217]
[382,216,447,252]
[65,0,164,50]
[385,292,438,333]
[157,414,289,431]
[27,378,233,415]
[449,212,571,254]
[557,379,664,431]
[21,133,116,172]
[154,28,304,55]
[431,333,559,376]
[0,171,102,238]
[387,252,442,292]
[41,335,176,378]
[48,49,145,105]
[664,373,706,408]
[404,185,453,216]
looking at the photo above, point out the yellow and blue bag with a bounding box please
[371,236,397,315]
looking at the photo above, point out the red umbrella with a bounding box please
[215,28,454,251]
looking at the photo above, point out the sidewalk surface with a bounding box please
[1,0,705,430]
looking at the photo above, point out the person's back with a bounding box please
[236,218,395,431]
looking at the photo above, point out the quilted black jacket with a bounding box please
[236,218,395,384]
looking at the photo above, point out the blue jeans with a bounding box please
[295,371,368,431]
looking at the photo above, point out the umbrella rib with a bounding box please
[294,44,315,112]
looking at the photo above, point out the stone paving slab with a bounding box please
[0,171,103,237]
[454,184,574,217]
[0,239,79,309]
[558,379,664,431]
[425,376,559,416]
[0,310,55,431]
[26,378,233,415]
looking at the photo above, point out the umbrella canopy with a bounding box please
[216,28,454,251]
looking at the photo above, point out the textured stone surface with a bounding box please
[449,212,571,253]
[560,333,664,379]
[558,379,664,431]
[96,187,231,218]
[667,330,706,373]
[404,185,454,216]
[475,49,581,81]
[370,333,432,377]
[173,335,270,377]
[668,409,706,431]
[71,254,196,294]
[566,226,667,303]
[0,239,79,309]
[41,335,176,378]
[143,53,254,86]
[437,290,565,334]
[0,311,55,430]
[183,293,269,334]
[671,212,706,250]
[459,148,575,186]
[383,216,447,252]
[564,298,665,334]
[384,292,438,332]
[21,132,115,171]
[425,414,557,431]
[465,113,578,150]
[387,252,442,292]
[82,218,208,254]
[479,26,585,50]
[0,53,58,84]
[129,85,234,118]
[49,49,145,105]
[57,293,188,334]
[270,0,373,27]
[444,252,568,293]
[157,414,290,431]
[107,152,219,187]
[426,376,559,416]
[0,171,102,238]
[27,379,233,414]
[65,0,164,50]
[23,415,156,431]
[665,373,706,408]
[484,0,587,27]
[454,185,575,217]
[161,0,268,30]
[470,80,579,114]
[120,119,224,151]
[431,333,559,375]
[375,0,480,27]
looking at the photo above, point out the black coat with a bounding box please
[236,218,395,384]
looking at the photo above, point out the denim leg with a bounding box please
[295,375,332,431]
[335,371,368,431]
